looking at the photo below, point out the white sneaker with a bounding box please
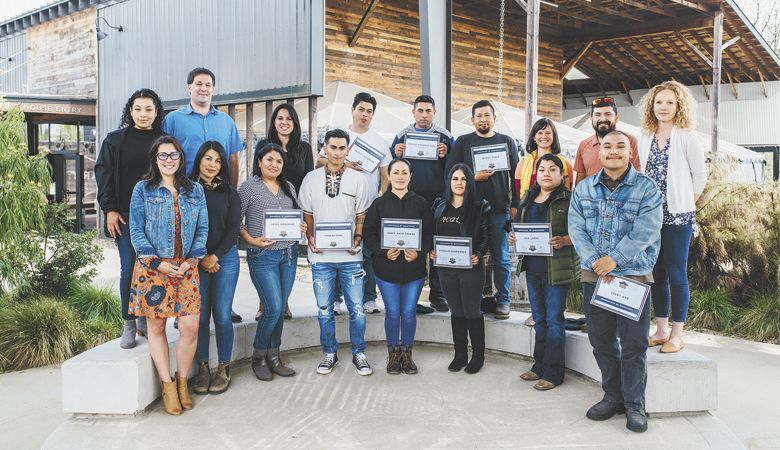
[363,300,380,314]
[352,352,373,376]
[317,353,338,374]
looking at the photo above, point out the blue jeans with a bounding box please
[526,271,569,385]
[115,219,136,321]
[651,223,693,323]
[195,246,239,364]
[489,213,512,306]
[311,261,366,355]
[248,246,298,350]
[375,276,423,346]
[583,282,651,411]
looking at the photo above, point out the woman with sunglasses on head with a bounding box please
[189,141,241,395]
[128,136,208,416]
[253,103,314,321]
[240,143,306,382]
[363,158,433,375]
[95,88,165,349]
[432,164,491,374]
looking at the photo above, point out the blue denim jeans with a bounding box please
[651,223,693,323]
[375,276,423,346]
[526,271,569,385]
[115,219,136,321]
[582,282,651,411]
[195,246,239,364]
[248,246,298,350]
[488,213,512,306]
[311,261,366,355]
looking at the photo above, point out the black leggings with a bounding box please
[439,263,485,319]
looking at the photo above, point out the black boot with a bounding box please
[464,316,485,374]
[448,316,469,372]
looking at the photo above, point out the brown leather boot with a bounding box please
[267,348,296,377]
[209,363,231,395]
[161,379,181,416]
[176,373,193,410]
[400,346,418,375]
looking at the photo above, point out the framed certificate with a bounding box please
[433,236,472,269]
[471,143,510,172]
[381,218,422,250]
[512,223,552,256]
[347,137,384,173]
[314,222,354,250]
[263,209,303,241]
[590,276,651,322]
[403,132,439,160]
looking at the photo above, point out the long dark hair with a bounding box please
[252,142,299,208]
[525,118,561,155]
[119,88,164,131]
[263,103,304,165]
[444,163,480,231]
[143,136,193,191]
[189,140,229,182]
[521,153,567,208]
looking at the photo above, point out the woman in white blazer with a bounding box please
[639,80,707,354]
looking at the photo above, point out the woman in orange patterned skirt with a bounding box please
[128,135,209,415]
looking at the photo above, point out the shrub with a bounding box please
[66,282,122,325]
[566,279,583,314]
[72,317,121,354]
[0,297,79,371]
[733,291,780,343]
[687,289,739,331]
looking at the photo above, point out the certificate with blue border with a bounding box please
[590,276,651,322]
[404,132,439,160]
[381,218,422,250]
[471,143,510,172]
[512,223,553,256]
[347,137,384,173]
[433,236,472,269]
[314,222,354,250]
[263,209,303,241]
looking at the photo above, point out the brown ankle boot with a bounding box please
[176,373,193,410]
[161,379,181,416]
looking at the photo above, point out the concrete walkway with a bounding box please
[2,246,779,449]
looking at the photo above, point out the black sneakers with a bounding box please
[352,352,373,376]
[317,353,338,375]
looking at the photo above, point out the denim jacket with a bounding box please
[568,166,662,277]
[129,180,209,265]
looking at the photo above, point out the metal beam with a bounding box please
[561,42,592,81]
[525,0,540,137]
[308,96,319,156]
[349,0,380,47]
[420,0,452,129]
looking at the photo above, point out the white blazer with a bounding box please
[638,127,707,214]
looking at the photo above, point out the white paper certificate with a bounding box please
[404,132,439,160]
[314,222,354,250]
[590,276,651,322]
[433,236,472,269]
[264,209,303,241]
[381,218,422,250]
[471,143,510,172]
[347,137,385,173]
[512,223,552,256]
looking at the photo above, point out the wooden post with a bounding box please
[228,104,236,120]
[245,103,254,184]
[309,96,319,157]
[265,101,273,134]
[524,0,540,137]
[712,9,723,156]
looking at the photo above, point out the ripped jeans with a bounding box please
[311,261,367,355]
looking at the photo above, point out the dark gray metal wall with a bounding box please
[0,33,27,94]
[97,0,325,141]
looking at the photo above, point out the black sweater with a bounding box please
[255,138,314,194]
[432,198,492,258]
[202,183,241,259]
[363,190,434,284]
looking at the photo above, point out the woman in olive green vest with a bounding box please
[510,153,579,391]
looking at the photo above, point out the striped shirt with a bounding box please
[238,175,299,250]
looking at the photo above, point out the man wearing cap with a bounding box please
[573,97,640,186]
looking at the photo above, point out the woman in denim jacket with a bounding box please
[129,135,209,416]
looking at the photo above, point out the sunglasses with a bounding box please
[592,97,615,105]
[156,152,182,161]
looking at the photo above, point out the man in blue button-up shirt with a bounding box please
[568,130,662,434]
[163,67,243,186]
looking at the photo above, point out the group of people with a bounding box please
[96,66,707,433]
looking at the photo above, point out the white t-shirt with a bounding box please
[319,126,391,204]
[298,167,371,263]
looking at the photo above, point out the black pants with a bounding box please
[439,262,485,319]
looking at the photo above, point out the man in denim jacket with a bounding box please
[568,130,662,433]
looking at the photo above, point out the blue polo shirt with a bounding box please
[162,104,243,175]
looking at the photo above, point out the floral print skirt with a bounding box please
[128,258,201,319]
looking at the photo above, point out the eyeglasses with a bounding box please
[156,152,181,161]
[592,97,615,105]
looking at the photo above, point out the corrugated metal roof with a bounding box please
[0,0,118,38]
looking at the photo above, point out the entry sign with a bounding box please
[590,276,651,322]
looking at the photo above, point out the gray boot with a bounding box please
[120,320,137,349]
[267,348,296,377]
[136,316,148,337]
[252,349,272,381]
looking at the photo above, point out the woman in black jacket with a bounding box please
[431,164,491,374]
[363,158,433,375]
[94,88,165,349]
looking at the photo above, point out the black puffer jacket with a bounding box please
[432,197,492,258]
[363,190,433,284]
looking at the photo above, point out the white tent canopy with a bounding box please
[563,113,766,183]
